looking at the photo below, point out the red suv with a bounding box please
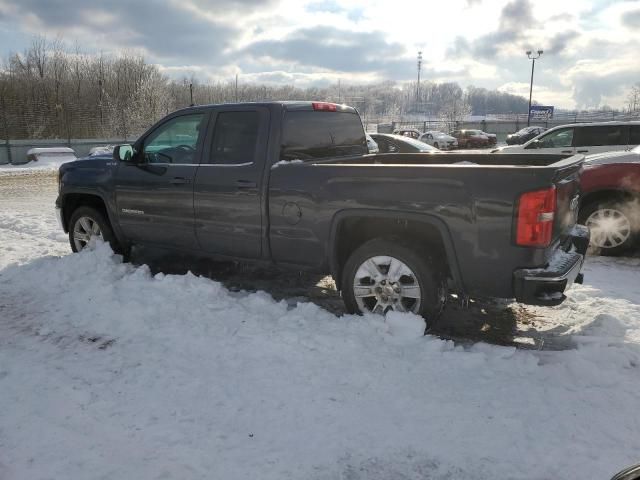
[578,146,640,255]
[450,129,489,148]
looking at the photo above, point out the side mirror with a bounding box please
[525,139,541,150]
[114,144,135,162]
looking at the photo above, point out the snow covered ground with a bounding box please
[1,172,640,480]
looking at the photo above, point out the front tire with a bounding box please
[579,199,637,256]
[434,142,439,149]
[68,206,127,256]
[341,237,445,328]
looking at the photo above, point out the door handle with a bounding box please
[561,150,573,154]
[169,177,190,185]
[577,150,589,153]
[235,180,257,189]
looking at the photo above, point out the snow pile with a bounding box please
[0,147,76,172]
[1,242,640,480]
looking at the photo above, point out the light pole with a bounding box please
[416,51,423,108]
[526,49,543,126]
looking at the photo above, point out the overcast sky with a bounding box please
[0,0,639,109]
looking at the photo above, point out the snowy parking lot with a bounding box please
[1,171,640,479]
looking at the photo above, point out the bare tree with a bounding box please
[627,83,640,113]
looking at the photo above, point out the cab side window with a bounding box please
[209,111,260,165]
[530,128,574,149]
[629,126,640,145]
[143,114,204,164]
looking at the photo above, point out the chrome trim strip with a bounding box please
[144,162,254,167]
[519,254,583,283]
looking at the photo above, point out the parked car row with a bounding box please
[392,128,496,149]
[373,121,640,257]
[495,121,640,156]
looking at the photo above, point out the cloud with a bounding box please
[242,26,415,78]
[450,0,536,59]
[547,30,580,56]
[622,8,640,29]
[572,68,640,109]
[0,0,241,63]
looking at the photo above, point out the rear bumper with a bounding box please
[513,225,590,306]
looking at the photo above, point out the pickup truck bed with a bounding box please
[56,101,589,325]
[268,152,588,301]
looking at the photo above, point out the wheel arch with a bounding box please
[59,192,113,234]
[328,209,465,293]
[580,188,640,214]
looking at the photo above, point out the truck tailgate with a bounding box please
[551,156,583,243]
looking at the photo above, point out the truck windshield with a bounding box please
[281,111,367,161]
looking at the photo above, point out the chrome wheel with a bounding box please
[585,208,631,249]
[72,216,102,251]
[353,255,422,314]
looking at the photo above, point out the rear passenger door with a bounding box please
[193,107,270,259]
[573,125,629,154]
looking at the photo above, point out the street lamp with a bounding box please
[526,49,543,126]
[416,51,422,105]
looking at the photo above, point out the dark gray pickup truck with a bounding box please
[56,101,589,325]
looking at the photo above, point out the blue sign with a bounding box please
[530,105,554,120]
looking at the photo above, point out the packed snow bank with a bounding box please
[1,242,640,480]
[0,147,76,173]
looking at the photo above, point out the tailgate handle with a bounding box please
[236,180,257,189]
[169,177,190,185]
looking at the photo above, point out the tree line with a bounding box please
[1,37,536,140]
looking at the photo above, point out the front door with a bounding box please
[194,107,269,259]
[115,112,208,250]
[525,127,575,155]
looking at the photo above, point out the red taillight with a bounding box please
[312,102,338,112]
[516,186,556,247]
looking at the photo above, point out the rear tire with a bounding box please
[579,199,638,256]
[68,206,128,257]
[341,237,446,329]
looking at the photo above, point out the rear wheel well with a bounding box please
[62,194,109,231]
[333,216,454,291]
[580,189,638,212]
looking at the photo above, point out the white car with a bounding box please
[25,147,77,165]
[366,134,379,154]
[89,145,115,156]
[418,131,458,150]
[494,121,640,155]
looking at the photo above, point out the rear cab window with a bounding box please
[209,111,260,165]
[281,108,367,161]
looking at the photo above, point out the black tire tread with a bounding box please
[68,206,127,256]
[341,236,445,328]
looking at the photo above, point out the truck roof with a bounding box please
[176,101,358,115]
